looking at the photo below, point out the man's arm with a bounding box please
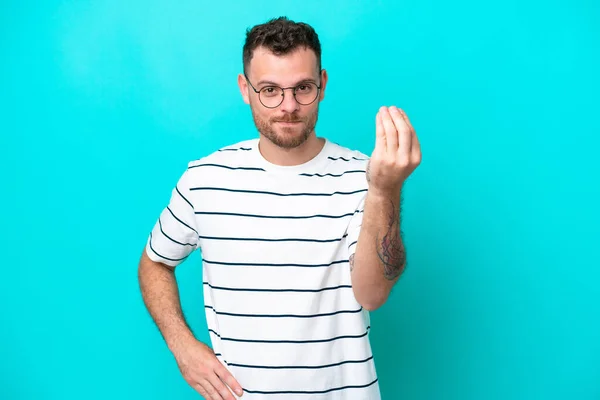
[138,250,195,354]
[140,166,244,398]
[138,250,244,399]
[350,105,420,311]
[350,190,406,311]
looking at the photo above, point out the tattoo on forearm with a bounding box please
[349,253,355,272]
[376,199,406,280]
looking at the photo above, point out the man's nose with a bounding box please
[278,89,300,113]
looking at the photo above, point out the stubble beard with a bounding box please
[251,102,320,150]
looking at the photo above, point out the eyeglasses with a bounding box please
[244,73,322,109]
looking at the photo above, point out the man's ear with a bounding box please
[238,73,250,104]
[319,68,328,101]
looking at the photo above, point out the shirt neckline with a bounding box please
[252,137,332,174]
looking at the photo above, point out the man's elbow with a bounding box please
[138,249,176,280]
[362,301,384,312]
[354,290,389,311]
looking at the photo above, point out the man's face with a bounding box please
[239,46,327,149]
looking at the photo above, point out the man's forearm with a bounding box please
[138,251,196,355]
[350,190,406,310]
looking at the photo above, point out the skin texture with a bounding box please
[376,198,406,281]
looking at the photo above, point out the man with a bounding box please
[138,16,421,400]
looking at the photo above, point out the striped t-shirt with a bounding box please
[146,137,381,399]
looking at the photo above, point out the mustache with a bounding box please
[272,115,304,123]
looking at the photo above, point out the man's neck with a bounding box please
[258,134,325,166]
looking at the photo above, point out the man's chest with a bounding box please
[188,173,365,261]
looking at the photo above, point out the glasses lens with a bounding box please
[259,87,284,108]
[295,83,319,105]
[257,83,320,108]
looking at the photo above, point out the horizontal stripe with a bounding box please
[299,170,364,177]
[197,233,347,243]
[194,211,355,219]
[205,305,363,318]
[148,233,189,262]
[187,163,265,172]
[158,218,195,247]
[328,156,368,162]
[349,240,358,248]
[175,186,193,208]
[201,258,348,268]
[218,147,252,151]
[203,282,352,293]
[166,206,198,235]
[227,355,373,370]
[208,326,370,344]
[189,187,368,197]
[243,378,378,395]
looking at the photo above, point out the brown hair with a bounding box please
[242,16,322,74]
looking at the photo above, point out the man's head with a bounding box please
[238,17,328,149]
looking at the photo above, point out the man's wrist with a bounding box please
[166,327,197,356]
[367,185,403,202]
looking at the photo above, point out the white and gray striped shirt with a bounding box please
[146,137,381,399]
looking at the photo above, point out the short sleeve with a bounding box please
[145,167,200,267]
[346,192,366,256]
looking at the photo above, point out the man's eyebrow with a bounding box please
[256,78,318,87]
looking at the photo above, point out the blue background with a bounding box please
[1,1,599,399]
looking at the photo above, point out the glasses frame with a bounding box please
[244,73,323,109]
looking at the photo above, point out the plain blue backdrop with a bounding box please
[1,1,599,399]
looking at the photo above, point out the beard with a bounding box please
[251,102,320,149]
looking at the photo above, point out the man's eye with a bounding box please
[261,87,280,97]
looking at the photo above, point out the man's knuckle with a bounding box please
[396,158,410,168]
[182,371,194,383]
[378,157,390,166]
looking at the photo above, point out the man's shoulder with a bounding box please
[325,139,370,167]
[185,138,258,168]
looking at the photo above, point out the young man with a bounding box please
[138,16,421,400]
